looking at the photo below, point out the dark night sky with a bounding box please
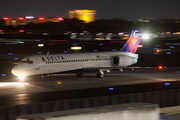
[1,0,180,21]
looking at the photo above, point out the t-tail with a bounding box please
[121,29,142,53]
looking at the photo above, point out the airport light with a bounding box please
[109,87,114,91]
[3,17,9,20]
[8,53,13,55]
[156,49,160,52]
[165,82,170,86]
[138,45,143,48]
[39,17,45,20]
[25,16,34,19]
[57,17,63,20]
[142,34,150,39]
[18,17,24,20]
[14,58,19,60]
[71,47,82,50]
[38,44,44,47]
[1,74,6,76]
[19,30,24,33]
[57,82,62,84]
[158,66,163,69]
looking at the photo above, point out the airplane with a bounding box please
[11,29,142,81]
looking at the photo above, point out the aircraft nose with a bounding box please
[11,65,25,76]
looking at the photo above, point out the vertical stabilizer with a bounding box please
[121,29,142,53]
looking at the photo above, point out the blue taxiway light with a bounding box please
[14,58,19,60]
[8,53,13,55]
[155,45,160,47]
[166,52,171,54]
[169,46,175,49]
[1,74,6,76]
[37,52,42,54]
[165,83,170,86]
[112,49,117,51]
[109,87,114,90]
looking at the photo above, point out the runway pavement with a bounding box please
[0,67,180,96]
[0,67,179,106]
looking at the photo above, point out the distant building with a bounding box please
[2,16,63,26]
[67,9,96,23]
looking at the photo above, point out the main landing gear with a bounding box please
[97,69,110,78]
[76,69,110,78]
[97,72,104,78]
[76,72,84,77]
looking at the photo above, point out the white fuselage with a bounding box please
[12,51,138,76]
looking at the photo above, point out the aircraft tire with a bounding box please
[97,73,104,78]
[76,72,84,77]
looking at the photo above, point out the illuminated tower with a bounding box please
[67,9,96,23]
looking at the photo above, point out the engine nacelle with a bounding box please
[111,56,137,66]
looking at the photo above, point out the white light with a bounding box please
[12,73,26,81]
[25,16,34,19]
[17,73,26,81]
[0,82,27,86]
[142,34,150,39]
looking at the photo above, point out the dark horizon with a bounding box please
[1,0,180,21]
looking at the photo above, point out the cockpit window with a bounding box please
[21,58,33,64]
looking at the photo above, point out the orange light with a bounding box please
[39,17,45,20]
[156,49,160,52]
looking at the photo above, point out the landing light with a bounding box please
[13,73,26,81]
[0,82,26,86]
[17,73,26,81]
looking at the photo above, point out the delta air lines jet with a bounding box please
[11,29,142,81]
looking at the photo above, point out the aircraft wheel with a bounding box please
[97,72,104,78]
[76,72,84,77]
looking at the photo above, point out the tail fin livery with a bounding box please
[121,29,142,53]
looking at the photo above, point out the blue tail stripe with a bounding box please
[133,39,141,53]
